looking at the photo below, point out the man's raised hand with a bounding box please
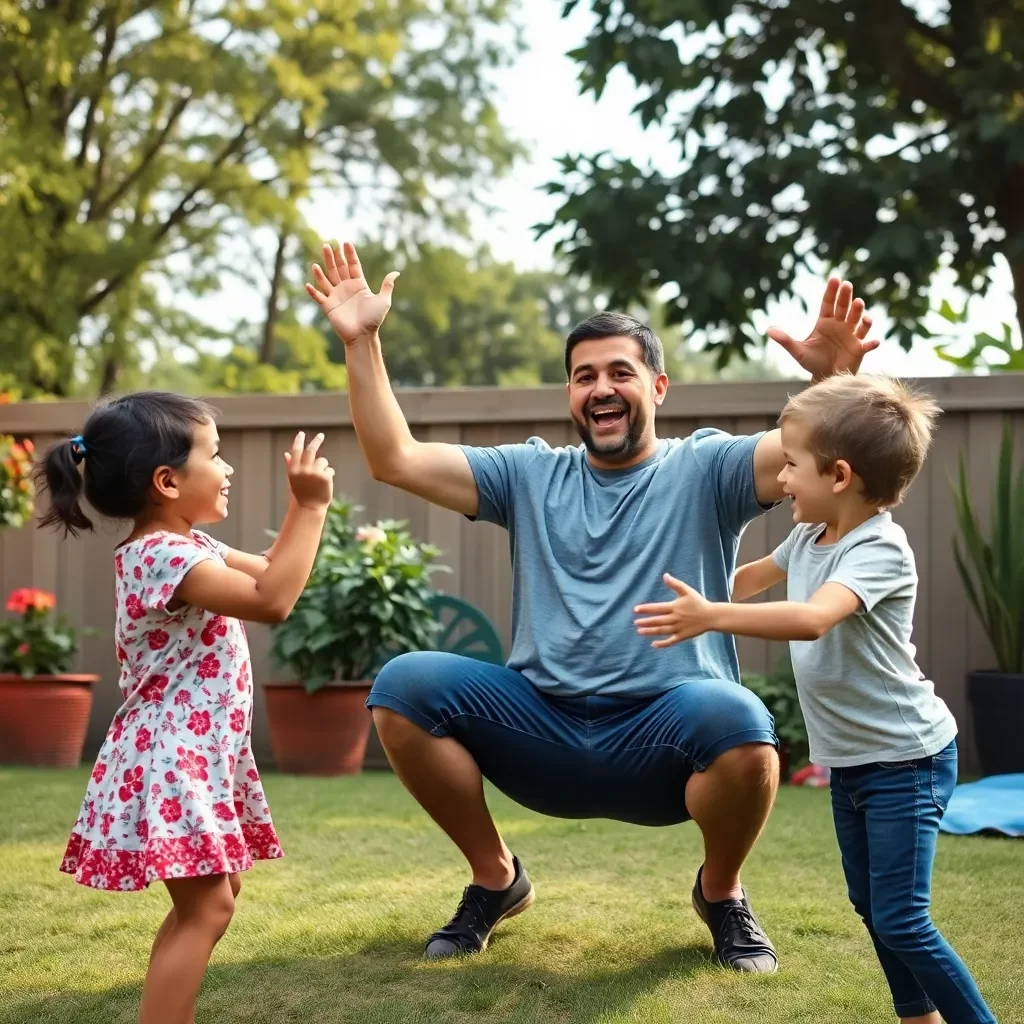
[305,241,399,345]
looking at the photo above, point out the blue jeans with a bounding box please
[367,652,777,826]
[830,740,997,1022]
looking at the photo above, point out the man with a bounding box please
[305,242,878,973]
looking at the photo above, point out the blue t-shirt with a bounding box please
[462,429,769,698]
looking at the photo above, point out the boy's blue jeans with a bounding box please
[830,740,997,1023]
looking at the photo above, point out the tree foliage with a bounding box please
[0,0,520,396]
[543,0,1024,365]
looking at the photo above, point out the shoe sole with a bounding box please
[478,885,536,952]
[424,885,536,959]
[690,892,779,975]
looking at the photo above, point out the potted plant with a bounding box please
[742,655,808,782]
[0,434,36,528]
[951,420,1024,776]
[0,588,97,767]
[265,499,445,775]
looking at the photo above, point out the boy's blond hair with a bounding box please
[778,374,940,508]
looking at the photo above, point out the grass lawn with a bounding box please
[1,768,1021,1024]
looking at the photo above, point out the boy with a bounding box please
[634,374,996,1024]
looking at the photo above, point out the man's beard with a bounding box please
[573,401,648,462]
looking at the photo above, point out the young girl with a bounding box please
[38,391,334,1024]
[634,374,997,1024]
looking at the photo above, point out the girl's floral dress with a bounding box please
[61,530,282,891]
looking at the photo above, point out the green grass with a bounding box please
[1,769,1021,1024]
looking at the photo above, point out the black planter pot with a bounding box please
[967,670,1024,776]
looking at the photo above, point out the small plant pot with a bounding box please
[263,681,374,776]
[967,670,1024,776]
[0,673,98,767]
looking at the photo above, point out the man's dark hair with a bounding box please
[564,312,665,377]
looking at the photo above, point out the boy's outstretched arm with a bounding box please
[732,556,787,602]
[635,574,861,646]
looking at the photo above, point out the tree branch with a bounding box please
[79,99,276,315]
[89,92,192,220]
[76,5,121,168]
[12,70,33,115]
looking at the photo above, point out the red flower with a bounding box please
[125,593,146,620]
[91,762,107,784]
[234,799,245,818]
[110,717,125,743]
[118,766,144,801]
[213,802,235,821]
[134,727,152,752]
[229,708,246,733]
[147,629,169,651]
[159,797,183,823]
[16,643,30,656]
[115,554,124,579]
[164,771,177,784]
[236,663,250,692]
[116,646,128,663]
[173,689,192,707]
[144,556,155,567]
[6,588,55,614]
[133,565,143,580]
[197,653,221,680]
[187,710,211,736]
[169,556,185,569]
[201,617,228,646]
[246,768,259,783]
[140,675,170,703]
[100,812,115,837]
[175,746,209,782]
[136,819,149,841]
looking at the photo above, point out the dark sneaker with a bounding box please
[424,856,535,959]
[691,865,778,973]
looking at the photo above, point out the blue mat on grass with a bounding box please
[939,774,1024,837]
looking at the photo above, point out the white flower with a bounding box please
[92,874,108,889]
[119,876,136,891]
[196,860,212,874]
[169,863,186,878]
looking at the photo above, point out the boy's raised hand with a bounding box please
[634,573,714,648]
[306,241,399,345]
[767,276,880,381]
[284,432,334,511]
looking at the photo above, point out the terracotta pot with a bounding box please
[263,681,374,776]
[0,673,97,768]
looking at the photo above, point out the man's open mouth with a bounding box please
[589,407,627,429]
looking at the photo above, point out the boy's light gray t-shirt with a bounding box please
[461,430,770,699]
[772,513,957,767]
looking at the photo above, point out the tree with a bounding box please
[0,0,519,397]
[541,0,1024,365]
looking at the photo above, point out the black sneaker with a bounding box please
[424,856,535,959]
[691,865,778,973]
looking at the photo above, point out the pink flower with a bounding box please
[175,746,209,782]
[118,766,144,802]
[201,617,228,646]
[174,690,192,707]
[124,593,146,620]
[187,710,211,736]
[196,654,220,680]
[16,642,30,656]
[159,797,182,823]
[229,708,246,733]
[147,629,169,651]
[164,771,176,784]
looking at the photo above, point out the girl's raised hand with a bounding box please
[284,432,334,511]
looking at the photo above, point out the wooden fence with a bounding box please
[3,375,1022,774]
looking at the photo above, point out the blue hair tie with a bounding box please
[70,435,86,464]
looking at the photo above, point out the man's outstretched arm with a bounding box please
[751,277,880,505]
[306,241,479,517]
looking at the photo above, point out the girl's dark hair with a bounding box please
[36,391,216,537]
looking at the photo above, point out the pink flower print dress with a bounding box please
[61,530,282,891]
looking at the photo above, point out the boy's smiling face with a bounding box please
[778,417,845,524]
